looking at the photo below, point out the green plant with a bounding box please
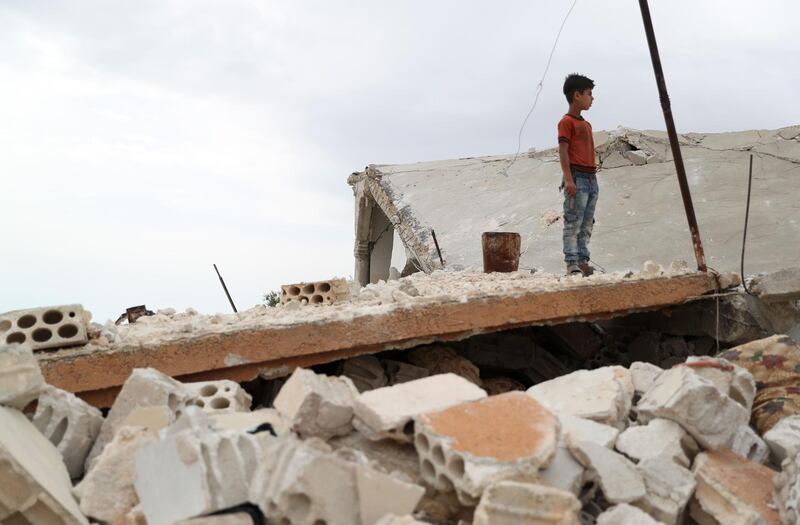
[263,290,280,307]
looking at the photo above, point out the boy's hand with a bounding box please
[564,179,577,197]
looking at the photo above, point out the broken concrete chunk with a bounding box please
[175,513,255,525]
[537,445,585,496]
[0,343,44,409]
[280,278,350,306]
[774,450,800,525]
[0,406,89,525]
[210,407,289,435]
[342,355,389,392]
[615,418,698,468]
[596,504,664,525]
[86,367,191,472]
[330,431,424,487]
[527,366,633,427]
[684,356,756,412]
[473,481,581,525]
[250,434,423,525]
[634,457,696,525]
[636,366,749,450]
[184,379,252,413]
[415,392,559,505]
[764,415,800,465]
[728,424,769,464]
[750,267,800,302]
[32,385,103,479]
[273,367,358,440]
[353,373,486,442]
[558,414,619,448]
[135,427,266,525]
[630,361,664,394]
[120,405,172,434]
[567,439,646,504]
[0,304,89,351]
[73,426,157,524]
[691,450,782,525]
[374,515,428,525]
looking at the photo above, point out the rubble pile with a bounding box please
[1,332,799,525]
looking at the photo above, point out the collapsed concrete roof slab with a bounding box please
[37,269,733,407]
[349,126,800,282]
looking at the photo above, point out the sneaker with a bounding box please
[566,263,583,276]
[578,263,595,276]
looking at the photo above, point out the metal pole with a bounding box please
[639,0,707,272]
[213,264,238,313]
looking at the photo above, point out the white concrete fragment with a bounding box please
[597,504,664,525]
[210,407,289,435]
[120,405,172,433]
[764,415,800,465]
[353,373,487,442]
[630,361,664,394]
[729,425,769,464]
[0,405,88,525]
[684,356,756,412]
[135,426,265,525]
[634,457,696,525]
[636,366,749,450]
[775,450,800,525]
[73,426,157,524]
[615,418,699,468]
[414,392,559,505]
[374,516,427,525]
[473,481,581,525]
[527,366,633,427]
[250,434,423,525]
[184,379,252,414]
[274,367,359,439]
[0,343,44,409]
[86,367,191,471]
[567,440,646,504]
[559,414,619,448]
[32,385,103,479]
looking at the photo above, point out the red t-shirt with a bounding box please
[557,114,596,173]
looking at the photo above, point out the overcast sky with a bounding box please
[1,1,798,323]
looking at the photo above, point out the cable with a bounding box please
[502,0,579,177]
[740,154,754,295]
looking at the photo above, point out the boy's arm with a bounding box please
[559,143,576,197]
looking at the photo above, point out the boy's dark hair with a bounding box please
[563,73,595,103]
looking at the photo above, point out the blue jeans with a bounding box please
[562,169,598,265]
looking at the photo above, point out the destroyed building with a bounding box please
[2,125,800,525]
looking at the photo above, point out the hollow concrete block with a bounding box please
[473,481,581,525]
[728,424,769,464]
[280,278,350,306]
[33,385,103,479]
[0,304,88,351]
[185,380,252,414]
[414,392,559,505]
[0,343,44,409]
[85,367,192,472]
[0,406,89,525]
[273,367,358,440]
[353,373,487,443]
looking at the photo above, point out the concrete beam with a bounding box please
[38,273,726,407]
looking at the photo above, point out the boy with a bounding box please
[558,73,597,276]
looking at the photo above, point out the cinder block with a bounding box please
[691,450,781,525]
[527,366,634,428]
[85,368,192,472]
[249,434,423,525]
[636,366,749,450]
[473,481,581,525]
[0,406,89,525]
[0,304,88,351]
[32,385,103,479]
[342,355,389,392]
[353,373,487,443]
[0,343,45,409]
[728,424,769,464]
[73,426,158,524]
[273,368,358,440]
[185,380,252,414]
[414,392,559,505]
[280,278,350,306]
[135,425,266,525]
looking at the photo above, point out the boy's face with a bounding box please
[574,89,594,110]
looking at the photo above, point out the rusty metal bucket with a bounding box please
[482,232,521,273]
